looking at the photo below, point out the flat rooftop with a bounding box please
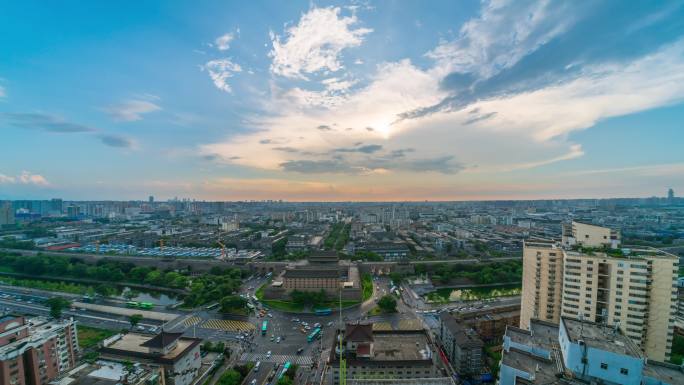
[506,320,558,353]
[106,333,197,360]
[501,348,562,385]
[562,317,642,358]
[371,332,432,361]
[643,360,684,384]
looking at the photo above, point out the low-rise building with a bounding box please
[100,331,201,385]
[0,315,79,385]
[329,324,447,385]
[499,317,684,385]
[438,313,483,376]
[49,360,163,385]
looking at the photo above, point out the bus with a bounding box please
[205,302,219,310]
[277,362,291,381]
[307,328,321,342]
[261,320,268,335]
[314,308,332,316]
[126,301,154,310]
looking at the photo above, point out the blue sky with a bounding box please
[1,0,684,201]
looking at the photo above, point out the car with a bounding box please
[251,380,256,385]
[314,323,321,328]
[276,337,281,343]
[300,328,306,333]
[267,313,273,318]
[266,351,271,358]
[304,325,311,330]
[293,318,300,322]
[296,347,304,355]
[270,336,275,342]
[327,321,333,327]
[281,335,285,341]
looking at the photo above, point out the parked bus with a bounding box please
[261,320,268,335]
[314,308,332,316]
[307,328,321,342]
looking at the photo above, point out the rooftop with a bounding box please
[500,348,564,385]
[139,331,182,349]
[345,323,373,342]
[506,319,559,353]
[561,317,642,358]
[104,332,199,360]
[643,359,684,384]
[372,332,432,361]
[282,267,341,279]
[439,313,483,348]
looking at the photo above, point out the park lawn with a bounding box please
[262,299,305,312]
[77,325,117,349]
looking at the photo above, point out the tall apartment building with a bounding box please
[520,230,678,361]
[0,315,79,385]
[560,248,678,362]
[520,240,564,329]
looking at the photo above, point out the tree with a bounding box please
[123,289,139,301]
[46,297,70,319]
[277,377,293,385]
[217,369,242,385]
[220,295,248,313]
[129,314,143,329]
[377,295,397,313]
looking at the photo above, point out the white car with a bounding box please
[266,351,272,358]
[276,337,281,343]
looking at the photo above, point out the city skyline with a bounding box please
[2,1,684,201]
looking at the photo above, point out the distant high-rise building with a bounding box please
[0,202,14,226]
[149,195,154,203]
[668,188,675,200]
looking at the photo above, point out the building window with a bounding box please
[620,368,629,375]
[600,363,608,370]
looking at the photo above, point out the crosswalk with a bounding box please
[240,352,313,366]
[183,316,202,327]
[202,319,255,331]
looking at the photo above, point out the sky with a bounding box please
[1,0,684,202]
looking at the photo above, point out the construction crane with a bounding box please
[217,237,226,259]
[95,240,100,254]
[158,238,164,253]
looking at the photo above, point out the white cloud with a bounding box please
[204,59,242,93]
[427,0,576,78]
[215,33,234,51]
[105,98,161,121]
[0,171,49,186]
[269,6,372,79]
[202,37,684,181]
[0,174,15,183]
